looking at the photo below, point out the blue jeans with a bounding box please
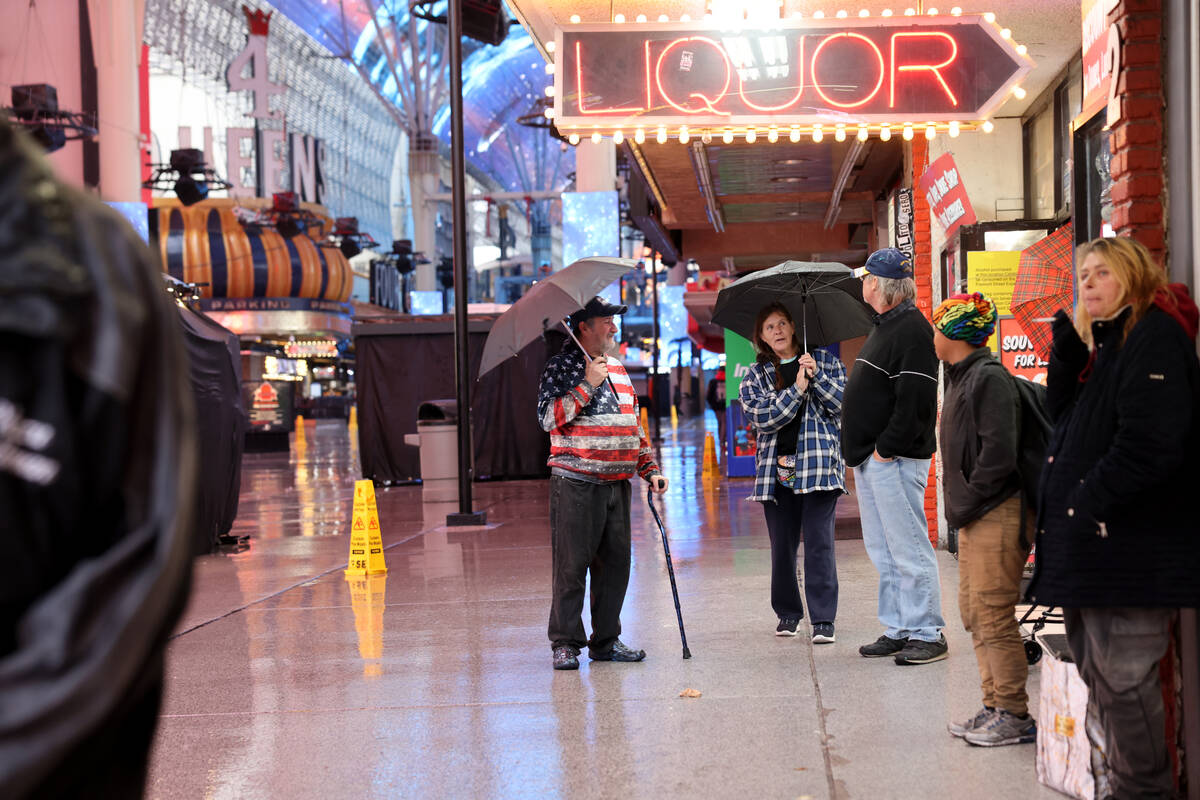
[853,456,944,642]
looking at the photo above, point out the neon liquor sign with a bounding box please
[554,16,1033,130]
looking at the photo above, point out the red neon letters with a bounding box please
[571,28,967,117]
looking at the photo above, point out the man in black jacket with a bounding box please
[932,294,1036,747]
[841,248,946,665]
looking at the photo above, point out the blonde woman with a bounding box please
[1027,236,1200,798]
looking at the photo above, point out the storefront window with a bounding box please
[1026,107,1056,219]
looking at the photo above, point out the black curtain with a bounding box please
[355,317,552,483]
[178,307,244,554]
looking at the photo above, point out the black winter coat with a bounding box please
[1027,304,1200,608]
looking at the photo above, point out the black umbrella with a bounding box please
[711,260,874,351]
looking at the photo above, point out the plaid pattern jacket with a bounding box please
[738,348,847,502]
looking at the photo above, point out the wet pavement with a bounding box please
[148,417,1064,799]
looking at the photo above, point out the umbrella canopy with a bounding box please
[1011,223,1074,361]
[711,261,874,351]
[478,256,636,377]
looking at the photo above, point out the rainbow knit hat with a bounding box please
[931,293,997,346]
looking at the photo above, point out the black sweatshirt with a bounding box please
[840,301,938,466]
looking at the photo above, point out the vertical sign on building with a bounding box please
[919,153,977,239]
[894,189,915,261]
[1081,0,1119,120]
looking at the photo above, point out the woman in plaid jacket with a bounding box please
[739,303,847,643]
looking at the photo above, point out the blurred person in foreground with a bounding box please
[932,293,1035,747]
[0,122,195,797]
[1028,236,1200,798]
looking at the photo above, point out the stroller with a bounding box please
[1018,545,1061,664]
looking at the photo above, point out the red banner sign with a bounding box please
[999,318,1048,385]
[919,152,977,238]
[1080,0,1117,121]
[556,16,1033,129]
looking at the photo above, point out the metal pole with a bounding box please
[446,0,485,526]
[651,251,662,443]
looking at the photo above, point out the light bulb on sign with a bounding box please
[767,127,779,143]
[904,7,916,15]
[880,125,892,141]
[570,14,581,23]
[568,133,580,145]
[836,9,848,18]
[859,9,870,17]
[1001,28,1012,39]
[948,121,960,138]
[613,130,624,144]
[745,128,757,143]
[856,126,869,142]
[658,14,668,22]
[925,124,936,140]
[982,120,995,133]
[679,126,690,144]
[723,129,734,144]
[927,7,938,14]
[902,125,914,141]
[813,10,825,19]
[951,7,962,15]
[1012,85,1027,99]
[544,107,555,118]
[634,128,646,144]
[881,8,893,16]
[701,130,712,144]
[614,13,625,23]
[983,12,996,23]
[591,131,602,144]
[790,126,801,142]
[545,85,555,97]
[812,125,824,143]
[835,126,846,142]
[1017,44,1028,56]
[656,127,668,144]
[545,63,555,75]
[680,14,691,21]
[546,41,556,53]
[636,14,646,22]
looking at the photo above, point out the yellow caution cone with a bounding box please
[639,406,649,432]
[348,405,358,429]
[346,479,388,575]
[346,572,387,675]
[670,404,678,428]
[294,414,306,447]
[702,432,718,479]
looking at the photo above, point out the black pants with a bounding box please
[548,475,632,655]
[763,489,839,623]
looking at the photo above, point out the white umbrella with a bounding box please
[478,256,635,377]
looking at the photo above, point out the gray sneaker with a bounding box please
[964,709,1037,746]
[894,634,948,665]
[948,706,995,739]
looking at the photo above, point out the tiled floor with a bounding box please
[147,417,1065,799]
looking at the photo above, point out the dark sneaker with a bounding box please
[811,622,835,643]
[894,634,949,665]
[964,709,1037,746]
[776,617,801,637]
[589,639,646,662]
[552,646,579,671]
[859,634,908,658]
[948,706,995,739]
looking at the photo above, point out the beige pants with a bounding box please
[957,495,1033,716]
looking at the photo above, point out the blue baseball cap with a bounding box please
[852,248,914,280]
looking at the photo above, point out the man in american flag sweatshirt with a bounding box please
[537,296,668,671]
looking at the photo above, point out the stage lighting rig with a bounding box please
[143,148,231,206]
[233,192,323,239]
[3,84,96,153]
[321,217,379,259]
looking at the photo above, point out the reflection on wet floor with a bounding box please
[149,417,1063,800]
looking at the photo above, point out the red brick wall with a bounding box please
[1107,0,1166,261]
[910,136,939,545]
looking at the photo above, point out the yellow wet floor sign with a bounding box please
[346,479,387,575]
